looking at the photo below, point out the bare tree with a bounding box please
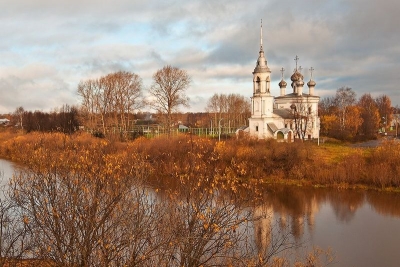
[206,94,226,126]
[149,65,190,135]
[0,180,32,267]
[78,79,97,130]
[14,107,24,130]
[226,94,251,128]
[290,97,313,140]
[334,87,356,131]
[206,93,251,130]
[10,144,163,267]
[162,177,251,267]
[78,71,144,137]
[103,71,144,136]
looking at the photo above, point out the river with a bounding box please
[1,158,400,266]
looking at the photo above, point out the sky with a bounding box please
[1,0,399,114]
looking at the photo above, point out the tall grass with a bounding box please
[0,130,399,190]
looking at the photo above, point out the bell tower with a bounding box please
[251,20,274,118]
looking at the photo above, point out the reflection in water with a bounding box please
[2,158,400,267]
[367,191,400,217]
[259,186,323,240]
[252,184,400,267]
[327,189,364,223]
[253,204,273,252]
[0,159,16,198]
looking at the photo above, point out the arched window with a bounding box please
[256,77,261,93]
[277,131,284,140]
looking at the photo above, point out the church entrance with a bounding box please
[287,131,292,142]
[277,131,284,140]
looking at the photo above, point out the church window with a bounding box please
[256,77,261,93]
[256,126,259,132]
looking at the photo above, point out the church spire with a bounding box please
[260,19,263,52]
[254,19,270,73]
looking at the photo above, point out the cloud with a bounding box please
[0,0,399,114]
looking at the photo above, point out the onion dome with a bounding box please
[296,80,305,86]
[307,79,316,87]
[290,71,303,82]
[279,79,287,88]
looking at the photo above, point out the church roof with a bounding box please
[290,71,303,82]
[272,108,293,119]
[278,79,287,87]
[267,123,278,132]
[275,93,320,99]
[307,79,316,87]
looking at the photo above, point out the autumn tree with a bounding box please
[318,96,337,136]
[149,65,190,135]
[10,140,166,267]
[319,87,363,140]
[334,87,356,131]
[343,105,363,137]
[151,137,251,267]
[15,107,79,134]
[359,93,380,137]
[163,177,250,267]
[78,71,144,136]
[105,71,144,132]
[375,94,392,132]
[52,104,80,134]
[206,93,250,130]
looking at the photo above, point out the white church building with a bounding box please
[247,24,320,141]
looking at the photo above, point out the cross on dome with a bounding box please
[294,55,299,71]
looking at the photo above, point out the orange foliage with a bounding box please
[1,131,400,190]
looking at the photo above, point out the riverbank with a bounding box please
[0,130,399,191]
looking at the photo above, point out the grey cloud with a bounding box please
[0,0,399,113]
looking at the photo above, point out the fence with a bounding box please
[94,125,241,140]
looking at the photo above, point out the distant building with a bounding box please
[0,118,10,125]
[247,22,320,141]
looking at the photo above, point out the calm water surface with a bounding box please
[1,159,400,266]
[257,185,400,266]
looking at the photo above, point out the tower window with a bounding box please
[256,77,261,93]
[256,126,259,132]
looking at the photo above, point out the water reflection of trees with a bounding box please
[258,185,326,240]
[253,185,369,248]
[326,189,365,223]
[366,191,400,217]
